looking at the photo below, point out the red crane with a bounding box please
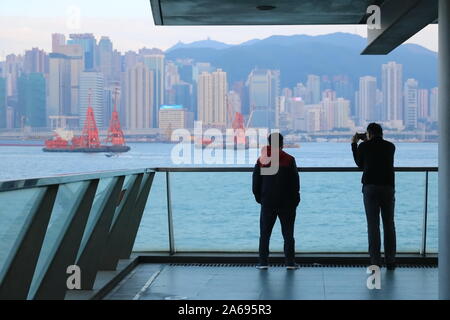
[105,89,126,146]
[72,92,100,148]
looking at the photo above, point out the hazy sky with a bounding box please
[0,0,439,60]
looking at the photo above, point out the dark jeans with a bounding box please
[259,206,297,265]
[363,185,396,265]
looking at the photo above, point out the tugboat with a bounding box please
[44,90,130,153]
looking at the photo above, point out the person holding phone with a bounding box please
[352,123,397,270]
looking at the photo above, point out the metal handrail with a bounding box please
[154,167,438,173]
[0,168,155,192]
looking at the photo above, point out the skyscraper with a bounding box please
[212,68,228,127]
[79,71,105,128]
[430,87,439,122]
[53,43,84,116]
[143,55,165,127]
[334,98,351,129]
[68,33,97,70]
[358,76,377,125]
[18,73,46,128]
[125,63,154,130]
[0,77,6,128]
[198,71,213,125]
[404,78,419,129]
[98,37,114,82]
[382,61,403,122]
[165,61,180,90]
[246,69,279,128]
[4,54,23,97]
[197,69,228,127]
[173,82,192,112]
[24,48,48,74]
[418,89,429,120]
[52,33,66,52]
[307,75,321,104]
[48,53,71,117]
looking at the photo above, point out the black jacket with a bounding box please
[252,147,300,209]
[352,137,395,187]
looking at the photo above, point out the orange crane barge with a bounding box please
[44,90,130,153]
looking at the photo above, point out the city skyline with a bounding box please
[0,30,440,141]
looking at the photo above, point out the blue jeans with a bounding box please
[363,185,396,265]
[259,206,297,265]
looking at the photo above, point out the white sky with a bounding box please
[0,0,438,60]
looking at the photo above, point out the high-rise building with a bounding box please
[289,97,306,132]
[0,77,6,128]
[418,89,429,120]
[79,71,105,128]
[304,104,322,133]
[212,69,227,127]
[193,62,212,82]
[198,72,212,125]
[4,54,23,97]
[307,75,321,104]
[334,98,351,129]
[165,61,180,90]
[293,83,308,101]
[197,69,228,127]
[143,55,165,127]
[173,82,192,112]
[98,37,114,82]
[246,69,279,128]
[176,59,194,84]
[382,61,403,122]
[48,53,71,118]
[404,78,419,129]
[24,48,48,74]
[52,42,85,116]
[123,51,139,70]
[52,33,66,52]
[321,97,335,131]
[68,33,97,70]
[17,73,46,128]
[125,63,154,129]
[358,76,377,125]
[430,87,439,122]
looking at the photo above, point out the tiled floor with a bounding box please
[105,264,438,300]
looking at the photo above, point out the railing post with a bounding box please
[421,171,429,256]
[166,172,175,255]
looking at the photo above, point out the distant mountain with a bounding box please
[166,39,232,52]
[165,32,438,89]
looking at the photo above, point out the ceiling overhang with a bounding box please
[149,0,438,55]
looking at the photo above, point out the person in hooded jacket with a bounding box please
[252,133,300,270]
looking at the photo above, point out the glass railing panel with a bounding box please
[133,173,169,252]
[170,172,260,252]
[27,181,85,299]
[297,172,366,252]
[394,172,425,252]
[77,177,114,260]
[0,187,43,277]
[427,172,438,253]
[160,170,428,253]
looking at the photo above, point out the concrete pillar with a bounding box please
[439,0,450,300]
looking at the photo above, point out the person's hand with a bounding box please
[352,133,359,144]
